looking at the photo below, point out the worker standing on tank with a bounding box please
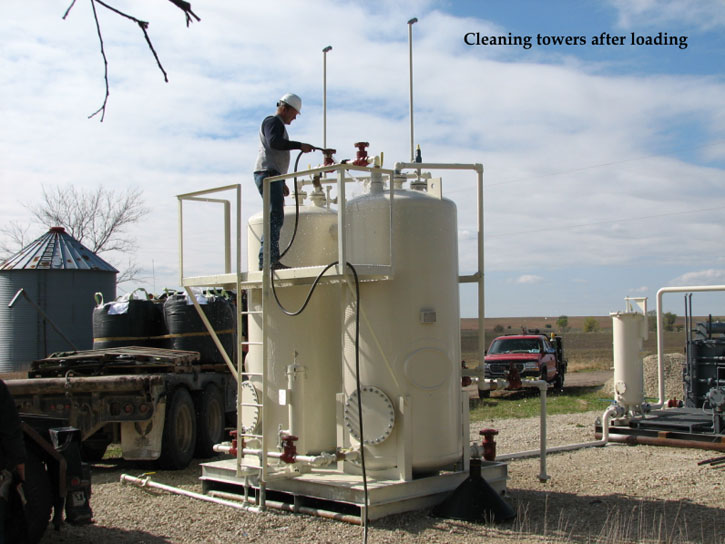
[0,379,26,544]
[254,93,314,270]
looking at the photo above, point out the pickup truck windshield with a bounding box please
[488,338,541,354]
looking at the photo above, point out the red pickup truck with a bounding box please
[483,332,567,395]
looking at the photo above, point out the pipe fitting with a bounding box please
[352,142,370,166]
[280,434,298,464]
[479,428,499,461]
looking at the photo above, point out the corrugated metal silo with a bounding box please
[0,227,117,372]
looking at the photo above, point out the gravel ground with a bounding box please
[39,408,724,544]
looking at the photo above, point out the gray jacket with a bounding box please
[254,114,303,175]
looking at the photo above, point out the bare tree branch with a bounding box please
[26,185,149,256]
[63,0,199,121]
[167,0,201,27]
[87,0,110,121]
[0,221,36,262]
[62,0,78,20]
[115,258,143,285]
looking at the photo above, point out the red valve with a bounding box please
[280,433,298,464]
[506,362,522,390]
[479,428,499,461]
[229,430,243,456]
[461,360,472,387]
[352,142,370,166]
[322,148,337,166]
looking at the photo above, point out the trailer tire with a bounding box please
[195,383,225,458]
[159,387,197,470]
[6,447,53,544]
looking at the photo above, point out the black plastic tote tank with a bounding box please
[92,290,166,349]
[163,292,235,363]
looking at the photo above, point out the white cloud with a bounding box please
[629,286,649,293]
[669,269,725,286]
[608,0,725,31]
[513,274,544,285]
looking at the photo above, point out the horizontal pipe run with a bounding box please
[120,474,262,513]
[489,392,619,483]
[265,163,396,183]
[394,161,483,173]
[497,404,619,462]
[596,433,725,452]
[213,444,342,467]
[496,440,606,461]
[207,490,362,525]
[177,183,240,199]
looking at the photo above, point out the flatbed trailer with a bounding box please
[6,346,235,469]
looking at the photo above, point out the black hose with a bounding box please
[270,261,338,316]
[269,261,368,537]
[278,150,305,261]
[347,262,369,540]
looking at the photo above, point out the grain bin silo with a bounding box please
[0,227,117,372]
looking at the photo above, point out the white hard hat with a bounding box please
[278,93,302,114]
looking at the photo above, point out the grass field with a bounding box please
[469,386,610,421]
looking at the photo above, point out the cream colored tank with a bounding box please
[246,201,340,454]
[342,185,462,474]
[611,311,646,410]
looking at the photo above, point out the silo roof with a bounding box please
[0,227,118,272]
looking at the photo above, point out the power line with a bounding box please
[485,205,725,238]
[446,141,725,194]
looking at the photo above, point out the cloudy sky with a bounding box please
[2,0,724,318]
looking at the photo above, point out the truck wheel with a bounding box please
[12,447,53,544]
[159,387,197,470]
[195,383,225,458]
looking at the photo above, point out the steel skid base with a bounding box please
[595,408,725,452]
[200,458,508,522]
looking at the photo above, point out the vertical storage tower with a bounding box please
[246,197,341,454]
[611,297,648,415]
[341,177,462,476]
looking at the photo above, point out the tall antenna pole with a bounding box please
[407,17,418,163]
[322,45,332,150]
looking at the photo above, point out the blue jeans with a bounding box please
[254,170,285,269]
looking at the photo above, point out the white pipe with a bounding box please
[476,378,510,392]
[122,473,361,523]
[407,18,418,162]
[481,380,622,481]
[120,474,263,513]
[395,161,483,172]
[496,404,620,458]
[213,444,339,468]
[655,285,725,408]
[286,360,304,438]
[322,45,332,150]
[207,490,362,525]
